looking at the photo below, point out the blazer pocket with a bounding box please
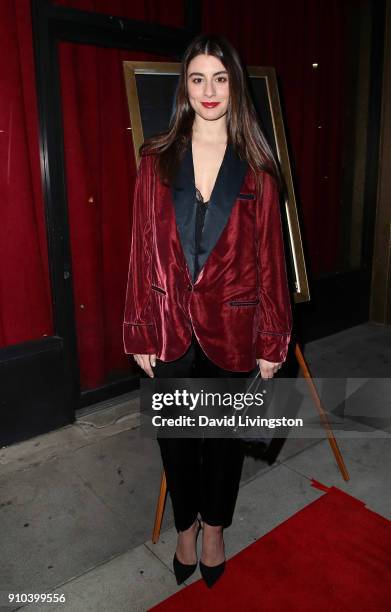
[229,298,259,307]
[238,193,256,200]
[151,284,167,295]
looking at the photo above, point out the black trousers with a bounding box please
[153,332,251,533]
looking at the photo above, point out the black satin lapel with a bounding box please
[171,142,197,281]
[196,143,249,278]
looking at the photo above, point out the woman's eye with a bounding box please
[190,77,228,84]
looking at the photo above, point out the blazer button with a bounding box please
[187,284,193,291]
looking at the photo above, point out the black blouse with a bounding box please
[194,187,209,280]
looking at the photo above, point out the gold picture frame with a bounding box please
[123,61,309,303]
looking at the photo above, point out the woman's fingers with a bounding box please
[132,354,157,378]
[256,358,282,379]
[141,355,154,377]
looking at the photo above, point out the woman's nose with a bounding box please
[203,80,216,97]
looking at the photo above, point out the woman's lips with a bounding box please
[201,102,220,108]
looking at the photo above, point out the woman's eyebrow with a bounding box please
[188,70,228,77]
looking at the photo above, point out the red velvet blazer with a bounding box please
[123,141,293,372]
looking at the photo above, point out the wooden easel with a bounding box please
[151,342,350,543]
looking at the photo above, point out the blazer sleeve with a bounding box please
[123,154,158,355]
[255,171,293,363]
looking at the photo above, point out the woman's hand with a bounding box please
[256,358,282,379]
[133,354,157,378]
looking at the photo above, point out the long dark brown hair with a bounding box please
[140,33,284,198]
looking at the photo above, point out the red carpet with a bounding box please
[149,480,391,611]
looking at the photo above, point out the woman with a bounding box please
[123,33,292,588]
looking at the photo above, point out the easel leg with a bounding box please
[152,468,167,544]
[294,342,350,481]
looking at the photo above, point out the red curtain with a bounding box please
[56,0,184,389]
[1,0,348,389]
[58,43,174,390]
[0,1,53,348]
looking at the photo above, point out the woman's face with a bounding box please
[187,54,229,122]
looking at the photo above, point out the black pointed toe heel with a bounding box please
[173,518,202,585]
[199,558,226,588]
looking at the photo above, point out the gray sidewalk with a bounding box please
[1,323,390,612]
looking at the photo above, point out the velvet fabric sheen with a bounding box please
[123,141,293,371]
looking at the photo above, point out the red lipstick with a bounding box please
[201,102,220,108]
